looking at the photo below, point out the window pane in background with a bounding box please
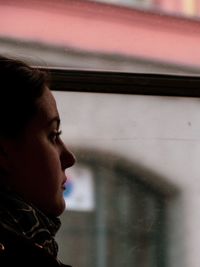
[54,91,200,267]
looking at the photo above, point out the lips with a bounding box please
[62,185,66,190]
[61,177,67,190]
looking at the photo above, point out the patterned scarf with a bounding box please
[0,189,61,258]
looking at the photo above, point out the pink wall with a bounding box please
[196,0,200,14]
[0,0,200,68]
[157,0,182,13]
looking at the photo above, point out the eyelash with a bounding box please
[50,130,62,143]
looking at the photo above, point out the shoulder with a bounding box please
[0,224,71,267]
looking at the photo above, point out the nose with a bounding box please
[60,142,76,170]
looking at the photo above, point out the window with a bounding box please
[56,148,167,267]
[51,69,200,267]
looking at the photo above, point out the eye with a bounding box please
[49,130,62,144]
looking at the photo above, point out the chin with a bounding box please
[53,199,66,217]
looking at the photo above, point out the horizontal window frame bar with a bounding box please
[41,68,200,97]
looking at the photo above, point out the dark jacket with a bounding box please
[0,224,71,267]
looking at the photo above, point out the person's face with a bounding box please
[5,87,75,216]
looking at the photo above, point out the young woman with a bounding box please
[0,55,75,266]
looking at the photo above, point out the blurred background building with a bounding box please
[95,0,200,16]
[1,1,200,267]
[0,0,200,74]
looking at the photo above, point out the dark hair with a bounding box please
[0,55,49,138]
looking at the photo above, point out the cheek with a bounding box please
[22,148,62,202]
[15,142,61,187]
[8,140,65,215]
[36,146,63,189]
[31,145,61,179]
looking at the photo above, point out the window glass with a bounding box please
[53,90,200,267]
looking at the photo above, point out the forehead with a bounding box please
[36,87,59,125]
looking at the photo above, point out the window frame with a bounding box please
[45,68,200,97]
